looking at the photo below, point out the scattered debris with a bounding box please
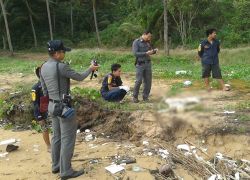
[113,156,136,165]
[208,174,222,180]
[105,164,125,174]
[0,138,17,146]
[85,134,95,141]
[223,110,235,114]
[6,144,19,152]
[132,165,143,172]
[9,91,21,95]
[158,148,169,159]
[175,70,187,75]
[142,140,149,146]
[0,152,8,158]
[89,159,99,164]
[85,129,91,133]
[177,144,190,152]
[159,164,174,177]
[183,80,192,87]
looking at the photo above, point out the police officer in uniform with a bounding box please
[198,28,229,91]
[40,40,98,179]
[132,30,157,103]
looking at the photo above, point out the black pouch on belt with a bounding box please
[52,102,64,116]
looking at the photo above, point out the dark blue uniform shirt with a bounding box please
[198,39,220,65]
[100,73,122,97]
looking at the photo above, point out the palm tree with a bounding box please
[0,0,13,55]
[45,0,53,40]
[70,0,73,38]
[92,0,101,46]
[163,0,169,55]
[24,0,37,47]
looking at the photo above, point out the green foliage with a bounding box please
[1,0,250,49]
[0,97,14,118]
[71,87,101,101]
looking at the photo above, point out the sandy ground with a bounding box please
[0,72,250,179]
[0,129,196,180]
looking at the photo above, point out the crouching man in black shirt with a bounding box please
[101,64,129,102]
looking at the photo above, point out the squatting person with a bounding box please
[100,63,129,102]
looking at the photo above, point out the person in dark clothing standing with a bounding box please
[198,28,229,91]
[132,30,158,103]
[31,67,51,152]
[101,63,129,102]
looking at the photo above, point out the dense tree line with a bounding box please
[0,0,250,52]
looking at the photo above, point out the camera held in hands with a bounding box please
[90,59,98,80]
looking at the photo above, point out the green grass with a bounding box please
[71,87,150,111]
[1,48,250,82]
[0,56,39,74]
[237,114,250,122]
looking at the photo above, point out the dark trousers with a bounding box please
[103,88,127,102]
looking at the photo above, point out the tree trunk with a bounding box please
[25,0,37,47]
[0,0,13,55]
[45,0,53,40]
[53,10,56,32]
[70,1,73,38]
[92,0,101,47]
[2,35,6,50]
[163,0,169,55]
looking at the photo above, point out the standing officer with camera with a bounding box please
[40,40,98,180]
[132,30,157,103]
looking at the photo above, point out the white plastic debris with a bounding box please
[85,134,94,141]
[159,148,169,159]
[175,70,187,75]
[0,152,8,158]
[235,172,240,180]
[177,144,190,152]
[223,110,235,114]
[0,139,16,146]
[159,149,169,155]
[225,84,231,88]
[142,141,149,146]
[85,129,90,133]
[76,129,80,134]
[183,80,192,86]
[208,174,222,180]
[147,152,153,156]
[105,164,125,174]
[215,153,223,160]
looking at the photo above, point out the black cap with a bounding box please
[47,40,71,52]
